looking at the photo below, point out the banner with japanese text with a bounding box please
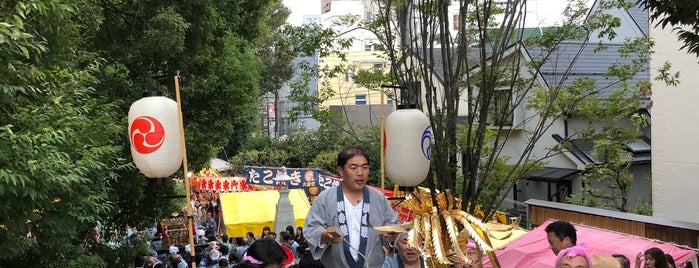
[244,166,341,190]
[195,176,255,193]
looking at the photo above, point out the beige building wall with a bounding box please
[321,51,391,107]
[651,24,699,223]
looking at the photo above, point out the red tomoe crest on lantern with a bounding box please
[130,116,166,154]
[128,94,183,178]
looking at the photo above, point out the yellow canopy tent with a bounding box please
[219,189,310,237]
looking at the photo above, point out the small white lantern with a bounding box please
[128,94,183,178]
[384,109,432,186]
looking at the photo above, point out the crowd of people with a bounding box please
[547,220,693,268]
[132,146,696,268]
[191,191,223,241]
[135,212,695,268]
[136,223,317,268]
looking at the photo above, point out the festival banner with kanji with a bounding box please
[194,176,255,193]
[245,166,414,221]
[244,166,341,190]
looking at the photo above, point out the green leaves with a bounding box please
[140,7,190,58]
[0,1,126,265]
[0,0,299,266]
[0,79,122,265]
[640,0,699,58]
[569,138,636,212]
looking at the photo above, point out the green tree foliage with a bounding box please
[92,0,271,169]
[257,4,295,96]
[559,35,655,212]
[1,0,287,266]
[568,140,635,211]
[296,0,659,219]
[228,2,296,151]
[228,126,355,176]
[0,1,124,266]
[231,126,385,186]
[87,0,284,234]
[638,0,699,57]
[283,22,355,124]
[276,21,391,184]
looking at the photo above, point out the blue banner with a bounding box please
[245,166,341,191]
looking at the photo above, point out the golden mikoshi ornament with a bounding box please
[399,189,521,268]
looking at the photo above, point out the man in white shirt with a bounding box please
[304,146,399,268]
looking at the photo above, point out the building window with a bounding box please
[624,138,651,153]
[373,63,384,70]
[345,70,353,82]
[365,44,385,51]
[321,0,331,14]
[355,94,367,105]
[486,88,513,126]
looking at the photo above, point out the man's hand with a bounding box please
[321,227,344,244]
[382,232,399,243]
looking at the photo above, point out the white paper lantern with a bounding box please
[128,95,183,178]
[384,109,432,186]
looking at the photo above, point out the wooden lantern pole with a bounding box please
[380,87,385,192]
[175,74,197,268]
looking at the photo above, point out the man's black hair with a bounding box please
[281,231,293,242]
[244,238,287,266]
[612,254,631,268]
[545,220,577,245]
[337,145,370,168]
[220,243,229,255]
[267,231,277,239]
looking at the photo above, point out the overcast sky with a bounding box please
[523,0,596,27]
[282,0,596,28]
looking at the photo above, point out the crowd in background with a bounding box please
[547,220,694,268]
[135,222,318,268]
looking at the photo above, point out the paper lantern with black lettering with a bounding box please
[384,109,432,186]
[128,94,182,178]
